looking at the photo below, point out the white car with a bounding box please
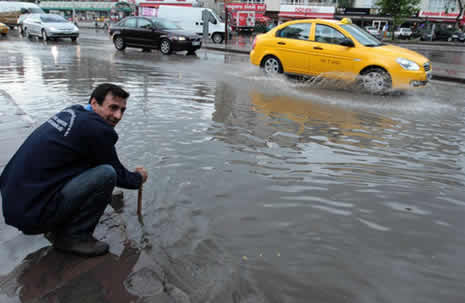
[364,26,382,40]
[23,13,79,41]
[394,27,412,39]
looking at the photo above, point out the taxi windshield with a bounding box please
[341,24,382,46]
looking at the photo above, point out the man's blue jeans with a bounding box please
[40,165,116,237]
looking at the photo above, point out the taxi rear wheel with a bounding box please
[359,67,392,95]
[261,56,283,75]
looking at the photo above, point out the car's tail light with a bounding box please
[252,36,257,50]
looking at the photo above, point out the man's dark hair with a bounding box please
[88,83,130,105]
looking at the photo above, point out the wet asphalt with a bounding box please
[1,29,465,303]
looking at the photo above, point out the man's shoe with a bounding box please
[53,234,109,257]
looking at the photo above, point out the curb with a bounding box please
[431,75,465,84]
[389,40,465,48]
[203,45,249,54]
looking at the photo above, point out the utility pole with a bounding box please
[72,0,76,25]
[224,0,229,44]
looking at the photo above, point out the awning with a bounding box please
[425,18,458,23]
[278,12,334,19]
[139,2,193,7]
[40,1,133,12]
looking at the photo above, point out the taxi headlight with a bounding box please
[396,58,420,71]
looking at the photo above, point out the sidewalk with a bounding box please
[205,36,465,53]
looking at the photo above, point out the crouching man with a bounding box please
[0,83,148,257]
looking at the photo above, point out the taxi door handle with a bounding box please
[313,46,323,50]
[277,42,286,45]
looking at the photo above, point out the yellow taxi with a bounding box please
[0,22,8,36]
[250,18,432,94]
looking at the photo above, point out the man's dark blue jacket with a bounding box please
[0,105,142,233]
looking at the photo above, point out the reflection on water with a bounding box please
[2,39,465,303]
[250,91,397,144]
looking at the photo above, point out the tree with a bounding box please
[376,0,421,39]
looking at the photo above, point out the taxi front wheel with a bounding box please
[261,56,283,75]
[358,67,392,95]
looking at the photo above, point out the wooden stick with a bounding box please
[137,185,143,216]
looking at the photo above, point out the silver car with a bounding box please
[23,13,79,42]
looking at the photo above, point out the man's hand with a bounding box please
[135,166,148,183]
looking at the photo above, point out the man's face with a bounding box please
[91,93,127,127]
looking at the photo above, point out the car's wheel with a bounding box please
[41,29,48,41]
[358,67,392,95]
[71,37,77,42]
[261,55,283,75]
[160,39,172,55]
[19,25,23,34]
[113,35,126,50]
[212,32,223,44]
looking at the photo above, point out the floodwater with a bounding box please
[1,33,465,303]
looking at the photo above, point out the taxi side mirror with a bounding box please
[340,38,354,47]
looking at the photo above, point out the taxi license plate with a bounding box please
[192,41,200,46]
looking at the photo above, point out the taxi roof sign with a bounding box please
[341,18,352,24]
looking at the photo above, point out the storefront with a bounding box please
[226,3,267,31]
[278,5,335,22]
[418,10,465,32]
[419,10,465,26]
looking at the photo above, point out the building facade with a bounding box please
[39,0,134,21]
[38,0,465,29]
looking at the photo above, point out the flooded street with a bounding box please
[2,34,465,303]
